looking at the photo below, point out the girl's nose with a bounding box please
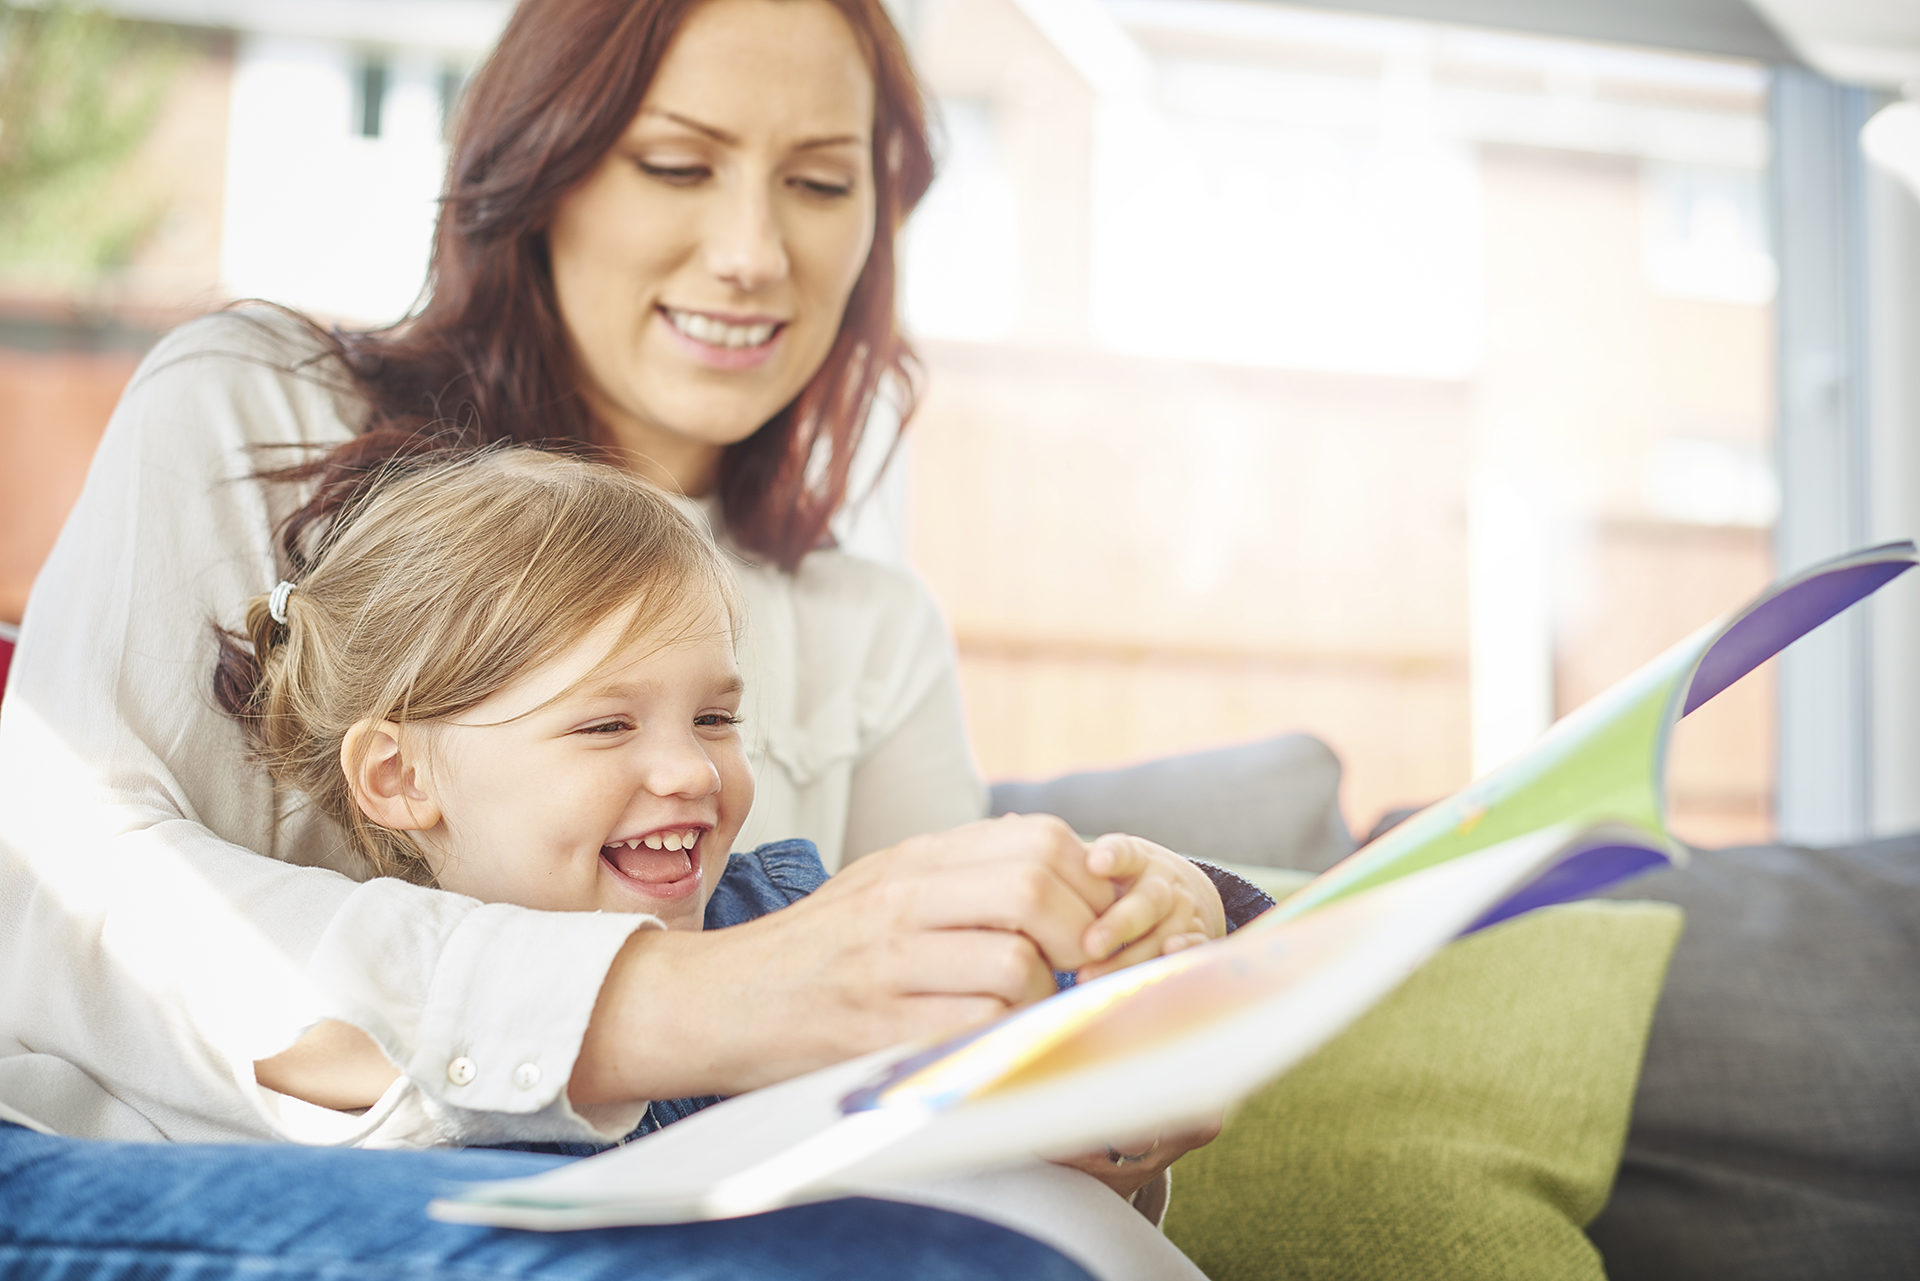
[705,186,789,293]
[640,734,722,800]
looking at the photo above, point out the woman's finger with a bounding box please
[890,859,1103,971]
[882,992,1022,1048]
[878,814,1117,920]
[887,927,1058,1007]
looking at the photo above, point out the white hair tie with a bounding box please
[267,580,297,625]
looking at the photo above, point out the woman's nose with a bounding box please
[639,734,722,799]
[705,185,789,293]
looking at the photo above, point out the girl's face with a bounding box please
[414,592,752,930]
[546,0,879,495]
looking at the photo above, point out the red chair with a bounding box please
[0,621,16,707]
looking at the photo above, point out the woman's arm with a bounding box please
[255,812,1123,1114]
[571,814,1117,1102]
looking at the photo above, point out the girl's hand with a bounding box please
[1075,834,1227,983]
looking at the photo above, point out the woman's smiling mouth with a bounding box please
[657,306,785,370]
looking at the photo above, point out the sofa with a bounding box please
[991,733,1920,1281]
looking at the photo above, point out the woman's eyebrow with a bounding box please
[643,108,866,152]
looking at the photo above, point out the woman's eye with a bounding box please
[638,161,709,186]
[791,176,855,200]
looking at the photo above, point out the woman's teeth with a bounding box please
[663,308,778,349]
[609,829,700,852]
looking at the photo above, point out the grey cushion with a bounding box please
[988,733,1354,871]
[1590,833,1920,1281]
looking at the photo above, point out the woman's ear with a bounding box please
[342,719,442,833]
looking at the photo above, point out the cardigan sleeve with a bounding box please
[0,312,650,1146]
[837,570,990,863]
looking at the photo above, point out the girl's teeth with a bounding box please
[611,830,700,852]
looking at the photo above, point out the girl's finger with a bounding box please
[1086,832,1148,881]
[1082,875,1174,959]
[1076,925,1177,982]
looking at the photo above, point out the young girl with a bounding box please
[210,447,1250,1171]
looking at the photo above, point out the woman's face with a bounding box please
[412,592,753,931]
[547,0,879,495]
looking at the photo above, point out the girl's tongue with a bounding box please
[604,843,694,884]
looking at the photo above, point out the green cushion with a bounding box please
[1164,897,1683,1281]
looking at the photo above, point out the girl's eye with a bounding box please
[696,712,742,729]
[791,176,855,200]
[578,719,633,736]
[638,161,709,186]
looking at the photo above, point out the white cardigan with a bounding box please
[0,310,986,1147]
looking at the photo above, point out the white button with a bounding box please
[446,1056,477,1087]
[512,1062,542,1090]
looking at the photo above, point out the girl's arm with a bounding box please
[0,313,647,1146]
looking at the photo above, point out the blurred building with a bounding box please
[0,0,504,622]
[900,0,1777,842]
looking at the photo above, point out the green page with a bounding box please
[1272,539,1919,928]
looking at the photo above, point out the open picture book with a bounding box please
[432,541,1920,1231]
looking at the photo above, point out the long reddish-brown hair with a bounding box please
[278,0,935,575]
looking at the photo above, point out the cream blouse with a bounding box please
[0,309,986,1146]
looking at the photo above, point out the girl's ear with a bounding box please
[342,719,442,833]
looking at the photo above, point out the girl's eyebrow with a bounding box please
[575,673,746,704]
[641,107,867,153]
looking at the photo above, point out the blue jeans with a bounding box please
[0,1122,1094,1280]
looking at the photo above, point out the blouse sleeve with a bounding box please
[838,629,989,863]
[0,313,651,1146]
[830,562,988,865]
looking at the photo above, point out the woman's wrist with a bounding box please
[570,926,756,1104]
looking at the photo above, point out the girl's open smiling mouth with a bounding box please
[601,826,708,900]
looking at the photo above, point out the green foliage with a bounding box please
[0,1,184,286]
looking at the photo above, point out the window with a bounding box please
[354,54,389,139]
[897,0,1778,845]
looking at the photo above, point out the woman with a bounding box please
[0,0,1227,1275]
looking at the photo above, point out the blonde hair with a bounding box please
[213,447,740,883]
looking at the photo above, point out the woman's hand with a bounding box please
[1052,1115,1226,1204]
[1075,834,1227,983]
[573,813,1119,1103]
